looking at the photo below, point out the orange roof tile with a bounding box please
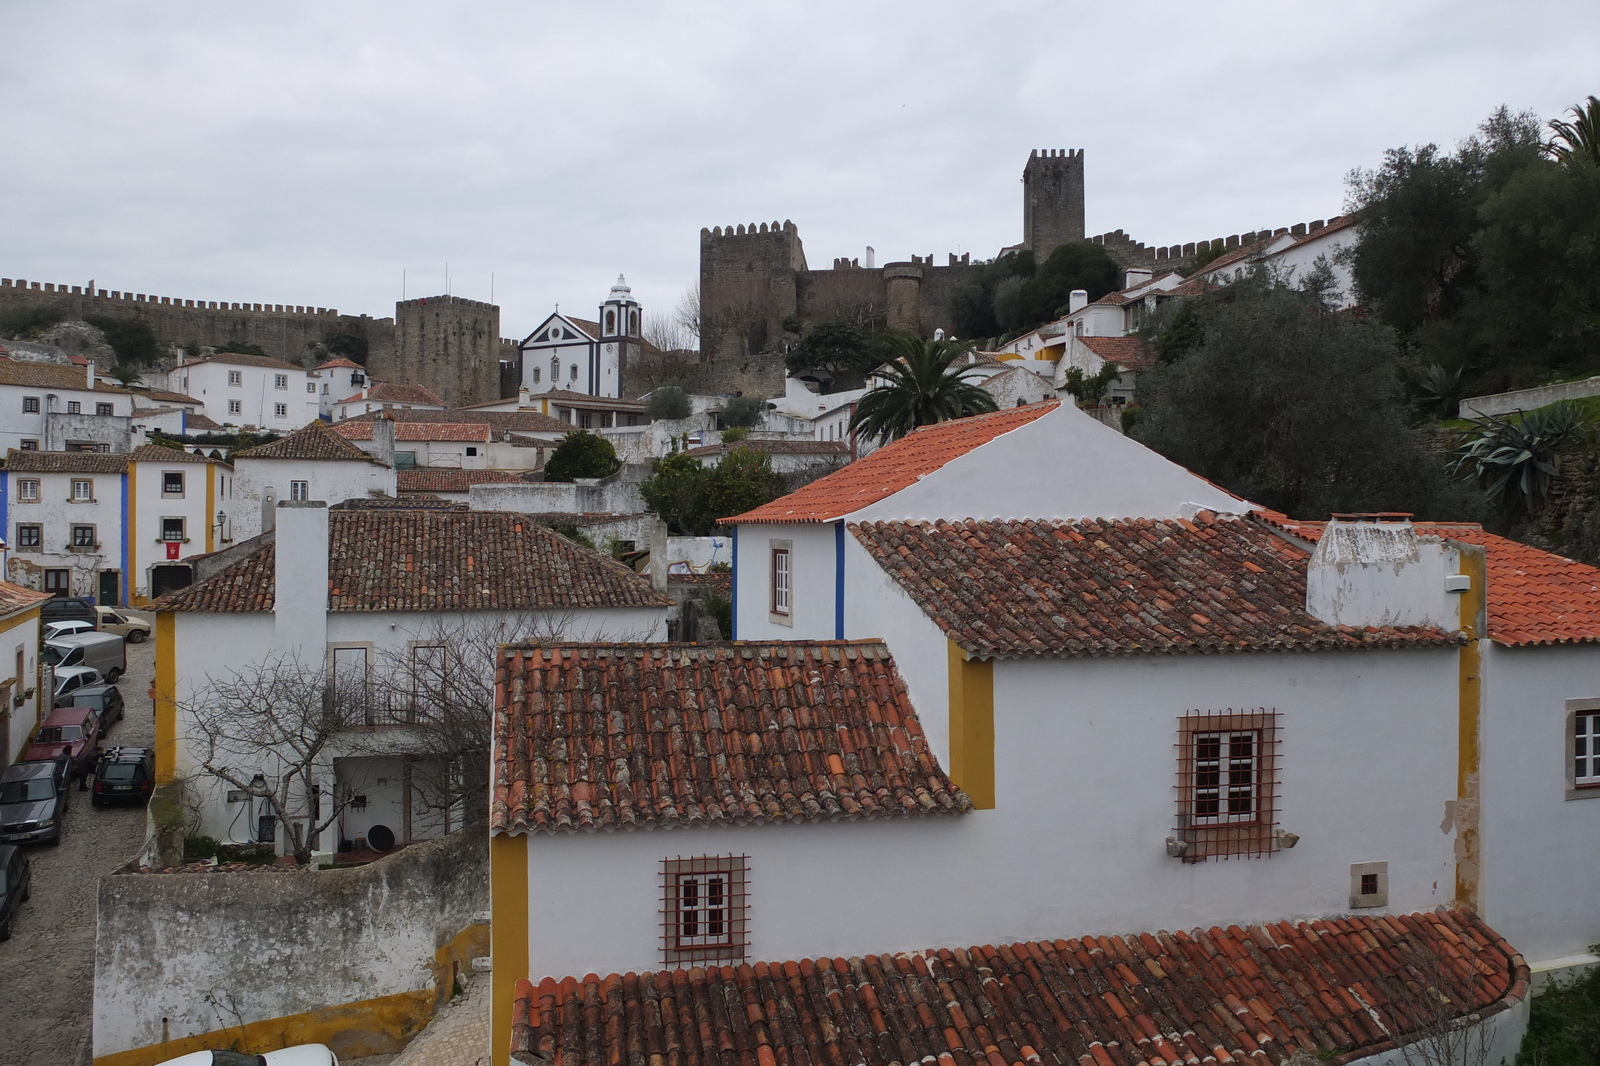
[511,909,1527,1066]
[1078,335,1157,372]
[730,402,1059,523]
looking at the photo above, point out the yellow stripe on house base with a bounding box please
[947,641,995,810]
[490,831,530,1066]
[153,612,177,784]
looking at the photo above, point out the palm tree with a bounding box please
[1548,95,1600,167]
[108,363,144,387]
[848,333,999,444]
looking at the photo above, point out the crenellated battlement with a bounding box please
[1028,148,1083,160]
[0,276,342,316]
[700,220,798,240]
[1090,215,1348,271]
[396,294,499,312]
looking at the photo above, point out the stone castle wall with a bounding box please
[1023,148,1085,253]
[0,276,394,369]
[698,221,806,357]
[391,295,505,407]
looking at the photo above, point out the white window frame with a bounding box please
[228,370,242,386]
[274,374,288,390]
[17,479,38,503]
[228,400,242,415]
[274,403,288,418]
[1191,729,1260,825]
[1568,699,1600,799]
[661,855,748,966]
[71,479,93,502]
[768,540,792,626]
[290,480,309,502]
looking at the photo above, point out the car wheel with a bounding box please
[91,796,102,808]
[127,630,145,644]
[104,668,121,683]
[0,920,10,941]
[48,831,62,846]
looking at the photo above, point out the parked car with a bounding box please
[95,606,151,643]
[71,683,124,733]
[92,747,154,807]
[0,844,30,941]
[24,704,101,778]
[53,666,103,707]
[45,619,96,640]
[155,1044,339,1065]
[43,631,125,683]
[40,596,97,631]
[0,760,70,844]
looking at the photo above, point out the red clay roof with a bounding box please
[336,381,446,407]
[174,350,305,372]
[731,402,1059,523]
[4,449,130,474]
[233,419,382,463]
[1258,516,1600,648]
[0,581,51,617]
[1079,335,1157,372]
[158,510,668,613]
[396,468,527,494]
[315,358,364,370]
[511,909,1526,1066]
[850,514,1461,658]
[336,421,491,443]
[341,407,573,435]
[492,640,969,834]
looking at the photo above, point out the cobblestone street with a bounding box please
[0,619,155,1066]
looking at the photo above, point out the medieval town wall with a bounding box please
[698,221,806,356]
[388,295,506,407]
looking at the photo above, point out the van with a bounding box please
[42,632,125,684]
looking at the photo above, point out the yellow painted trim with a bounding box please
[946,641,995,809]
[491,831,530,1066]
[153,612,177,784]
[205,464,217,554]
[1454,543,1487,909]
[91,988,435,1066]
[126,463,137,608]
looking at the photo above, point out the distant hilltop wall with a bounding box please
[0,276,395,369]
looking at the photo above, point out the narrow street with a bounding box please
[0,619,156,1066]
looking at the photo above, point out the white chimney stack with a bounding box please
[865,246,875,269]
[370,414,396,468]
[1068,290,1089,314]
[272,500,329,658]
[1304,515,1461,632]
[1124,268,1153,290]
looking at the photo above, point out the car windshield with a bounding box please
[75,694,104,709]
[41,646,64,667]
[0,779,54,803]
[36,725,82,743]
[211,1052,267,1066]
[102,764,136,782]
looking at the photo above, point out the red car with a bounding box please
[23,706,102,780]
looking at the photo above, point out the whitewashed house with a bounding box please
[127,447,238,602]
[0,581,51,768]
[0,358,135,453]
[309,358,369,417]
[154,504,671,858]
[3,451,134,602]
[229,420,397,540]
[328,381,446,422]
[1196,216,1358,306]
[168,351,320,432]
[335,419,491,469]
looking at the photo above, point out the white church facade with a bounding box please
[517,275,648,400]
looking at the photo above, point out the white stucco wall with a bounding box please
[5,469,126,601]
[1479,641,1600,964]
[515,645,1463,981]
[231,458,396,540]
[731,523,836,641]
[0,382,132,453]
[173,360,320,432]
[129,460,236,601]
[1,609,42,767]
[1306,522,1463,631]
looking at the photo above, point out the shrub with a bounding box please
[646,385,691,421]
[1451,401,1586,513]
[183,834,221,863]
[543,430,622,482]
[0,305,65,339]
[85,315,162,364]
[720,426,750,443]
[213,341,269,357]
[720,395,765,429]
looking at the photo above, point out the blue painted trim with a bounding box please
[834,521,845,639]
[0,470,8,580]
[730,525,738,641]
[119,473,130,606]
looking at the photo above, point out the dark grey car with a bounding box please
[0,843,31,940]
[0,761,69,845]
[71,683,124,733]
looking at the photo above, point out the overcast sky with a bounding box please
[3,2,1597,341]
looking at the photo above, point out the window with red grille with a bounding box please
[661,855,749,966]
[1175,710,1280,861]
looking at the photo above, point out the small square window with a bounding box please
[465,446,478,457]
[71,525,95,548]
[16,524,41,549]
[1350,861,1388,908]
[71,480,92,502]
[290,480,309,501]
[96,403,113,416]
[306,382,316,393]
[1175,710,1280,861]
[17,479,38,503]
[769,542,792,625]
[228,370,242,386]
[661,855,748,966]
[162,471,185,496]
[19,440,38,451]
[161,518,185,542]
[228,400,242,415]
[1567,700,1600,799]
[274,403,288,418]
[66,401,81,414]
[22,397,40,413]
[275,374,288,389]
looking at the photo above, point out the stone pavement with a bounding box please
[0,618,157,1066]
[349,974,489,1066]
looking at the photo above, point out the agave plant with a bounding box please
[1450,401,1585,512]
[1414,364,1463,419]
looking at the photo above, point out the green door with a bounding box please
[98,570,120,607]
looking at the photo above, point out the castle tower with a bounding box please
[698,221,807,357]
[1022,149,1086,257]
[391,295,502,407]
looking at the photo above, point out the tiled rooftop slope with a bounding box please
[511,909,1526,1066]
[492,641,969,834]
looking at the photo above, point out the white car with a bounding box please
[44,620,95,640]
[96,606,152,643]
[52,666,102,707]
[156,1044,339,1065]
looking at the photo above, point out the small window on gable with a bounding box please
[1568,700,1600,799]
[662,855,748,966]
[163,471,185,496]
[769,542,792,624]
[22,396,39,413]
[1175,710,1280,861]
[290,480,309,501]
[550,356,560,380]
[569,363,578,382]
[531,367,541,384]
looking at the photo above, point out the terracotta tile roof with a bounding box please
[512,909,1527,1066]
[1091,289,1136,306]
[492,640,969,834]
[0,580,51,618]
[186,414,224,431]
[686,440,849,459]
[4,449,129,474]
[314,358,364,370]
[128,445,230,467]
[0,359,128,394]
[1259,516,1600,648]
[233,419,383,463]
[335,421,491,443]
[333,494,461,511]
[158,510,670,613]
[130,387,203,406]
[341,407,573,435]
[174,350,305,372]
[667,570,732,595]
[732,402,1059,523]
[850,514,1461,659]
[540,389,648,412]
[335,381,447,407]
[396,468,529,494]
[1078,335,1157,372]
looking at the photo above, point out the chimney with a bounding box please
[370,414,396,468]
[649,517,668,593]
[1304,514,1463,631]
[518,385,531,408]
[272,500,329,657]
[86,361,95,390]
[1123,268,1153,290]
[1068,290,1089,314]
[261,486,278,533]
[865,246,875,269]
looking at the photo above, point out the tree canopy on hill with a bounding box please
[785,319,881,391]
[85,315,163,364]
[1133,273,1476,520]
[639,447,786,535]
[947,243,1121,342]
